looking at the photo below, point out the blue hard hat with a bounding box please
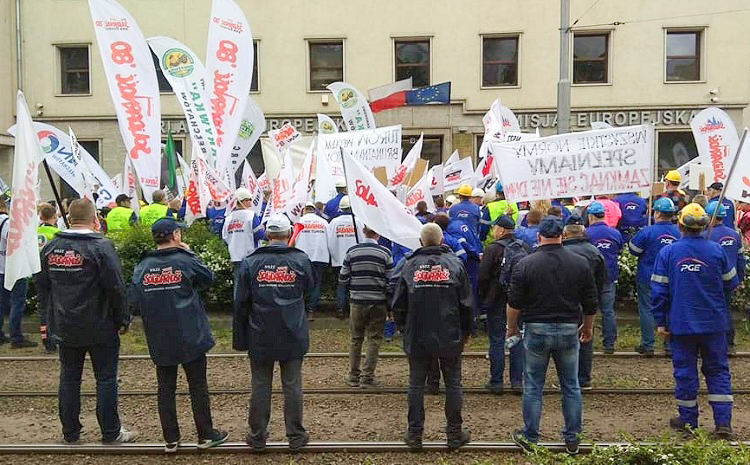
[705,200,728,218]
[653,197,677,213]
[495,180,503,192]
[587,201,606,215]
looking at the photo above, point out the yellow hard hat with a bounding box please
[678,202,709,229]
[457,184,473,197]
[665,170,681,182]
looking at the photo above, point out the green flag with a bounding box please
[165,131,177,190]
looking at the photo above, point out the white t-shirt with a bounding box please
[327,214,363,267]
[222,209,261,262]
[294,213,330,264]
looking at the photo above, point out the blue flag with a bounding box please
[405,82,451,105]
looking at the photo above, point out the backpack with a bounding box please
[497,238,528,291]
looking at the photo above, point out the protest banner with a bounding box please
[443,156,474,191]
[184,148,209,225]
[68,128,95,203]
[690,107,740,185]
[722,129,750,202]
[492,125,655,203]
[287,142,315,222]
[240,160,264,216]
[327,82,376,131]
[229,97,265,175]
[6,91,41,290]
[405,170,436,213]
[445,150,460,166]
[88,0,161,202]
[123,155,140,214]
[428,164,444,195]
[483,98,520,142]
[205,0,253,176]
[148,36,219,167]
[262,151,295,223]
[268,122,301,156]
[317,113,339,134]
[389,133,423,189]
[315,125,402,202]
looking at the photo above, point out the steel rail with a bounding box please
[2,387,749,397]
[0,440,748,455]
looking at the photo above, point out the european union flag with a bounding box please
[405,82,451,106]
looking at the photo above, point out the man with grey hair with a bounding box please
[391,223,473,451]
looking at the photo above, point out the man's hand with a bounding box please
[505,325,520,340]
[656,326,670,340]
[178,242,191,251]
[578,324,593,343]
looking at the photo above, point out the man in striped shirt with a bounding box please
[338,226,395,389]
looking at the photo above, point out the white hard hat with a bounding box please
[445,194,457,205]
[335,177,347,188]
[305,201,316,209]
[234,187,253,201]
[471,188,485,198]
[339,195,351,209]
[266,214,291,233]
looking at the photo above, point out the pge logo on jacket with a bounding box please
[48,250,84,268]
[658,235,677,245]
[678,258,707,273]
[257,266,296,285]
[143,267,183,286]
[595,240,614,250]
[719,236,737,247]
[413,265,451,283]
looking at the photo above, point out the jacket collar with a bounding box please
[563,237,587,245]
[143,247,194,258]
[57,230,102,239]
[408,245,451,257]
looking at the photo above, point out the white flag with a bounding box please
[389,133,423,189]
[428,164,444,196]
[483,98,520,142]
[68,127,95,203]
[111,173,122,191]
[88,0,161,202]
[341,148,422,250]
[229,97,266,175]
[5,91,42,290]
[690,107,740,185]
[405,170,436,213]
[262,150,295,223]
[317,113,339,134]
[443,157,474,191]
[327,82,376,131]
[445,150,460,167]
[287,142,315,222]
[723,129,750,202]
[184,147,210,225]
[240,160,263,216]
[123,155,140,215]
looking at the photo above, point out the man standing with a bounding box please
[294,202,330,320]
[339,226,394,388]
[652,203,738,439]
[323,178,348,221]
[585,201,624,354]
[35,199,136,444]
[130,217,228,452]
[449,184,481,235]
[234,214,314,452]
[392,223,472,451]
[139,190,170,227]
[327,196,362,319]
[106,194,138,232]
[222,188,264,286]
[628,198,679,356]
[707,183,736,228]
[485,182,519,225]
[38,203,59,353]
[660,170,690,211]
[448,184,483,328]
[507,216,597,455]
[514,209,542,250]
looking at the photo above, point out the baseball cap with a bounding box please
[708,182,724,190]
[234,187,253,201]
[115,194,132,204]
[565,214,585,226]
[151,217,185,238]
[492,215,515,229]
[339,195,351,209]
[266,214,292,233]
[587,201,606,215]
[539,215,564,238]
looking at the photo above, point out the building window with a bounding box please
[308,40,344,91]
[395,39,430,87]
[482,36,519,87]
[666,30,702,82]
[401,135,442,168]
[59,46,90,94]
[60,140,99,199]
[658,131,698,173]
[573,33,609,84]
[152,51,172,93]
[251,41,259,92]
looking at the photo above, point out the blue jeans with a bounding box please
[578,340,593,386]
[334,267,349,312]
[305,262,326,313]
[600,282,617,350]
[59,342,121,442]
[521,323,582,443]
[486,304,523,388]
[0,275,27,342]
[636,280,655,350]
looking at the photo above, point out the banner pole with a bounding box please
[42,160,69,228]
[706,128,748,237]
[339,147,360,244]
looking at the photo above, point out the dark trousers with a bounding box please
[407,354,463,439]
[578,340,593,386]
[0,275,27,342]
[58,342,121,442]
[486,304,524,388]
[248,357,306,448]
[305,262,326,313]
[156,354,214,443]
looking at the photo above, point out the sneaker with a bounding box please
[602,347,615,355]
[425,384,440,395]
[344,376,360,388]
[484,382,503,395]
[103,429,138,444]
[447,429,470,450]
[164,441,180,453]
[289,431,310,452]
[197,430,228,449]
[359,378,379,389]
[714,425,733,440]
[511,429,533,454]
[63,436,80,445]
[634,345,655,357]
[565,439,580,455]
[669,417,693,435]
[11,338,38,349]
[403,432,422,451]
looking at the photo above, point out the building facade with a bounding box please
[0,0,749,200]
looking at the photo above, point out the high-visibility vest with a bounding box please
[37,224,59,249]
[106,206,134,231]
[139,203,169,227]
[487,199,519,223]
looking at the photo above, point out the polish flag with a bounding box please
[368,78,413,113]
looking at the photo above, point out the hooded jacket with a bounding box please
[233,243,315,361]
[36,230,130,347]
[391,245,472,358]
[130,247,215,366]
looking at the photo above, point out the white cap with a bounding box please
[234,187,253,201]
[445,194,457,204]
[266,214,292,233]
[339,195,351,209]
[335,177,347,188]
[471,188,485,198]
[305,201,316,209]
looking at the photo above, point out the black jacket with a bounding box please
[508,244,597,324]
[129,247,215,366]
[391,245,472,358]
[35,231,130,347]
[563,237,608,294]
[233,243,314,361]
[478,236,528,306]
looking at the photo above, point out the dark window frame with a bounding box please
[307,39,344,92]
[665,30,703,82]
[394,38,431,87]
[250,40,260,93]
[58,45,91,95]
[481,35,520,88]
[572,32,610,85]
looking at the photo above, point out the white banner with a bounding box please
[262,150,295,222]
[316,125,402,202]
[287,142,315,222]
[341,148,422,250]
[492,125,655,203]
[6,92,41,290]
[405,170,436,213]
[724,129,750,202]
[317,113,338,134]
[205,0,253,176]
[483,98,520,141]
[123,155,140,215]
[68,128,95,203]
[229,97,265,175]
[429,164,444,196]
[445,150,460,166]
[240,160,263,216]
[111,173,122,192]
[88,0,161,202]
[389,133,423,189]
[327,82,376,131]
[203,161,233,207]
[148,36,219,167]
[268,123,301,156]
[443,157,474,191]
[690,107,740,185]
[184,150,209,225]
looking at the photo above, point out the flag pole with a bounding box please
[42,160,69,228]
[706,128,748,237]
[339,147,360,244]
